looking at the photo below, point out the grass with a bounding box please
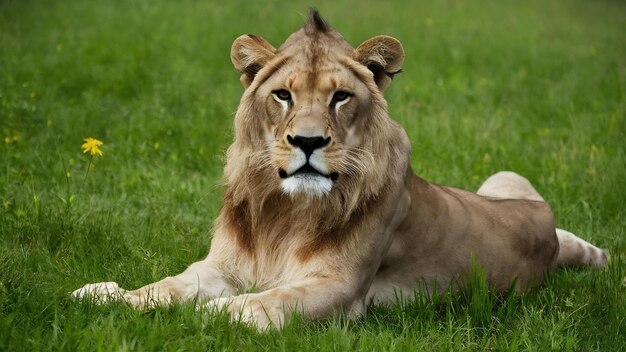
[1,0,624,350]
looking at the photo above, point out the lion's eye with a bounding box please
[273,89,292,102]
[332,91,351,104]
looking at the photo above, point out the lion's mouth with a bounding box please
[279,164,339,181]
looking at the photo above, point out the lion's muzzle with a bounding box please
[287,135,330,158]
[278,134,338,198]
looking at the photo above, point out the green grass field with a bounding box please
[1,0,625,350]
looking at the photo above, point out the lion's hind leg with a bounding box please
[477,171,544,201]
[477,171,608,268]
[555,229,608,268]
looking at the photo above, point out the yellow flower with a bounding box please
[81,137,103,156]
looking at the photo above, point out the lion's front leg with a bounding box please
[200,277,361,330]
[72,260,236,308]
[70,277,185,307]
[71,281,127,303]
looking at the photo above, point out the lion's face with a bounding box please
[259,52,374,198]
[228,13,405,201]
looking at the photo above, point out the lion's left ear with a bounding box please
[231,34,277,88]
[352,35,404,92]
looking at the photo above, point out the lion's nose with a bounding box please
[287,135,331,157]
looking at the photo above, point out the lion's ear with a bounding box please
[231,34,277,87]
[353,35,404,92]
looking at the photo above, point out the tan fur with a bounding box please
[72,11,608,330]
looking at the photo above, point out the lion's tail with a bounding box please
[555,228,608,268]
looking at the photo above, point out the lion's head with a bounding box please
[223,11,410,230]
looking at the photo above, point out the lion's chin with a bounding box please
[280,174,333,198]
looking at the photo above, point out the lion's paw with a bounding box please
[200,295,285,330]
[71,281,126,303]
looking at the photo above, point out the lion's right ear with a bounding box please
[231,34,277,88]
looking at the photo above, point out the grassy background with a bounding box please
[1,0,624,350]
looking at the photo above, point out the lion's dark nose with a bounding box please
[287,135,331,157]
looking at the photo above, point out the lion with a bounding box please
[72,11,608,330]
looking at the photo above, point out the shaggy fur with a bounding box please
[72,10,607,330]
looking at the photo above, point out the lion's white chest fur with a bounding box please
[234,228,323,290]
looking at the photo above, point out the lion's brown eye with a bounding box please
[273,89,292,102]
[332,91,351,104]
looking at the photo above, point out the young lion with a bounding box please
[73,11,607,329]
